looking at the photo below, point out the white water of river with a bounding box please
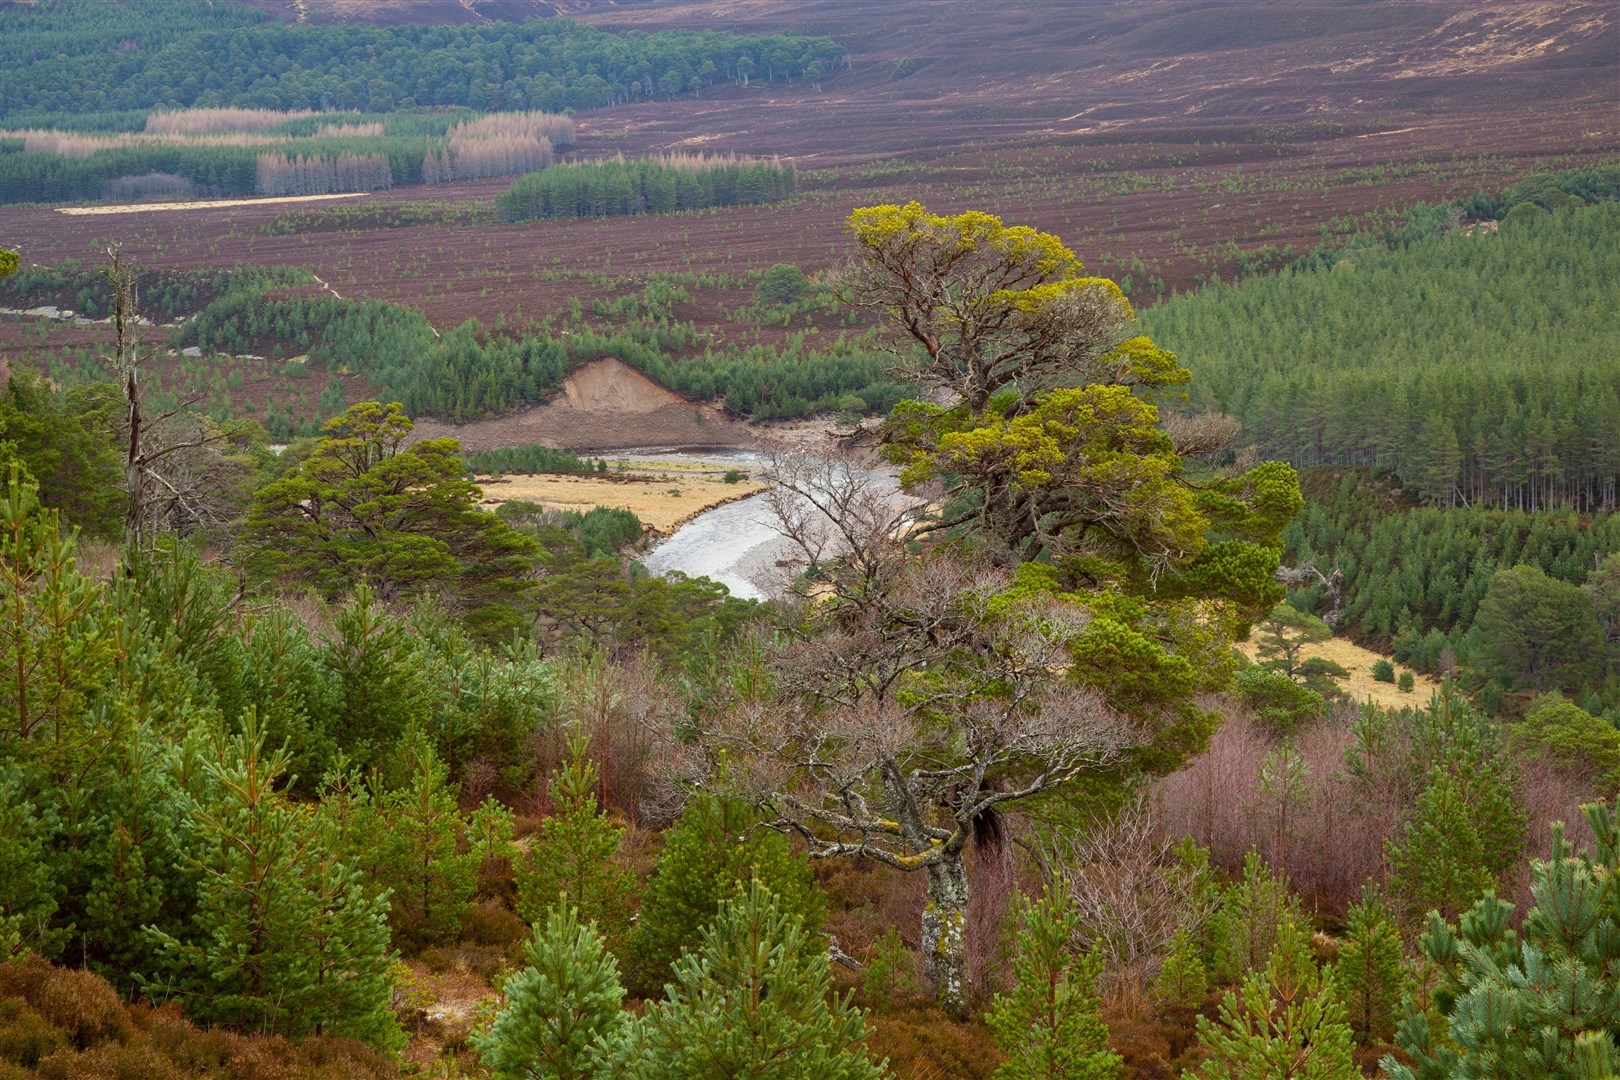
[632,447,903,602]
[640,490,791,601]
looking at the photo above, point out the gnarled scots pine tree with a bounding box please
[697,206,1299,1018]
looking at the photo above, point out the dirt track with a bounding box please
[56,193,368,215]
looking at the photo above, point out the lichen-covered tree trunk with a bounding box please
[922,854,970,1019]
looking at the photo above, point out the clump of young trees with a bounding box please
[2,107,580,203]
[254,150,394,195]
[494,154,798,221]
[164,269,897,422]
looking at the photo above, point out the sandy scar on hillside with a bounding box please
[412,357,756,453]
[476,473,768,534]
[57,192,368,216]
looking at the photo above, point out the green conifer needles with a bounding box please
[985,882,1122,1080]
[474,905,627,1080]
[1189,917,1355,1080]
[1384,802,1620,1080]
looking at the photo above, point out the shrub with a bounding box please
[615,880,884,1080]
[1383,803,1620,1078]
[864,1006,1001,1079]
[1233,666,1323,736]
[0,955,399,1078]
[985,882,1121,1080]
[755,263,809,306]
[0,1003,64,1068]
[1513,694,1620,792]
[1371,659,1395,683]
[32,967,130,1048]
[472,905,626,1080]
[722,469,745,484]
[1397,670,1415,692]
[461,901,529,949]
[622,794,825,998]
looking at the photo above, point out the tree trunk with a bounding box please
[921,854,969,1019]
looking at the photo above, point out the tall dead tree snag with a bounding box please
[102,244,228,558]
[104,245,146,551]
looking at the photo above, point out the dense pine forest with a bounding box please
[0,1,843,120]
[494,154,799,221]
[1282,468,1620,718]
[1142,168,1620,511]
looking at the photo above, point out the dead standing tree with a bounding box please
[691,452,1130,1019]
[102,245,229,556]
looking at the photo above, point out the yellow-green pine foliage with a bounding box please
[615,879,885,1080]
[370,728,480,951]
[1154,928,1209,1012]
[622,793,825,999]
[473,904,627,1080]
[515,734,636,955]
[1190,916,1355,1080]
[1383,803,1620,1079]
[146,712,403,1051]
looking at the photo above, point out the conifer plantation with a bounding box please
[1142,179,1620,512]
[494,154,798,221]
[1,0,1618,1076]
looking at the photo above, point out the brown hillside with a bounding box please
[3,2,1613,433]
[248,0,1617,163]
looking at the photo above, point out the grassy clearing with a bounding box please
[1236,634,1438,711]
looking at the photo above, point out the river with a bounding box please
[632,447,902,601]
[640,489,790,601]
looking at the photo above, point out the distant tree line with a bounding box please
[0,261,305,322]
[0,0,845,120]
[494,155,797,221]
[1143,192,1620,511]
[5,261,902,425]
[465,445,590,475]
